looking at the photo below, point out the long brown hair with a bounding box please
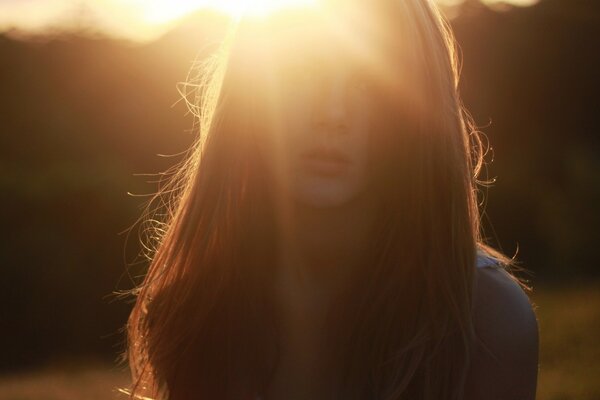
[125,1,524,399]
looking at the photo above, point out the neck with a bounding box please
[268,191,379,397]
[277,190,379,302]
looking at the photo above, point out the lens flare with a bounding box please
[136,0,317,23]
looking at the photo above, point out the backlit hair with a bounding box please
[125,1,524,399]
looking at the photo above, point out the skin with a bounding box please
[262,23,539,400]
[265,36,379,400]
[267,258,540,400]
[267,20,375,209]
[465,266,540,400]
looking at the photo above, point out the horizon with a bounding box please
[0,0,540,43]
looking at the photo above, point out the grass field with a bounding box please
[1,283,598,400]
[533,282,600,400]
[0,361,130,400]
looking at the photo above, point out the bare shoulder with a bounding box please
[464,266,540,400]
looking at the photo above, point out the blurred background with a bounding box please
[0,0,598,399]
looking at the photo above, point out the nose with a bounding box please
[313,74,348,133]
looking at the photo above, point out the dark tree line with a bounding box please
[0,0,598,371]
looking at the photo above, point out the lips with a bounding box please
[300,147,351,177]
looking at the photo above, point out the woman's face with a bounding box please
[266,32,375,208]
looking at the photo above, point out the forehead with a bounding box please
[258,6,389,64]
[235,4,416,102]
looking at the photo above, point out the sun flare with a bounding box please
[216,0,317,18]
[137,0,317,24]
[0,0,542,43]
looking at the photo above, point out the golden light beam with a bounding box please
[0,0,541,42]
[130,0,317,23]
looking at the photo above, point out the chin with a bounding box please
[294,183,359,208]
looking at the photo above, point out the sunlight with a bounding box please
[136,0,317,23]
[0,0,543,42]
[216,0,317,18]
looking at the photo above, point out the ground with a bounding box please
[0,282,598,400]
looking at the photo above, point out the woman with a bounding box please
[125,1,539,399]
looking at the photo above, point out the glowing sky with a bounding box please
[0,0,540,42]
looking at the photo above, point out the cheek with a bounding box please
[262,96,311,193]
[278,96,313,164]
[346,98,372,182]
